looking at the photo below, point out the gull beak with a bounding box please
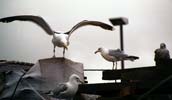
[79,79,84,84]
[94,50,100,54]
[77,77,84,84]
[64,45,68,50]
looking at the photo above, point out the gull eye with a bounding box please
[76,77,79,80]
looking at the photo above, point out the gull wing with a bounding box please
[109,49,139,61]
[108,49,128,58]
[52,83,68,97]
[0,15,54,35]
[66,20,114,40]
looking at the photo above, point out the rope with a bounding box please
[10,72,26,100]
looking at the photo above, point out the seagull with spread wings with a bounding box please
[0,15,114,57]
[95,47,139,70]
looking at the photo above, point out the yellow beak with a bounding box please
[64,45,68,50]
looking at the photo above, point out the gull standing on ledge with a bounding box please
[95,47,139,70]
[47,74,83,100]
[0,15,114,57]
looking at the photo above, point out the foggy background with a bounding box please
[0,0,172,83]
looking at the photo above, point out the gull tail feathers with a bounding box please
[126,56,139,61]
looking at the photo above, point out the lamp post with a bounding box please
[109,17,128,70]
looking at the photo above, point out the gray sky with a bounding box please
[0,0,172,83]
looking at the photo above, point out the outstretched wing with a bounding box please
[66,20,114,40]
[0,15,54,35]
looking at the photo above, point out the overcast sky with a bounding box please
[0,0,172,83]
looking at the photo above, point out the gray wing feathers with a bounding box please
[0,15,54,35]
[52,83,67,96]
[109,49,127,57]
[67,20,113,40]
[109,49,139,61]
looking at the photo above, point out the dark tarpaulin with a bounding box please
[0,58,84,100]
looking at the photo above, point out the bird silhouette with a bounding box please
[154,43,170,61]
[95,47,139,70]
[0,15,114,57]
[47,74,83,100]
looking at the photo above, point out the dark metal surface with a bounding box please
[109,17,128,26]
[120,24,124,69]
[79,83,123,97]
[102,66,156,80]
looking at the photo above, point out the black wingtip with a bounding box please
[0,17,13,23]
[0,18,6,22]
[109,27,115,31]
[101,25,114,31]
[127,56,139,60]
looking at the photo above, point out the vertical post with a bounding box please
[120,25,124,69]
[109,17,128,70]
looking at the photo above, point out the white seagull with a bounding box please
[0,15,114,57]
[95,47,139,70]
[48,74,83,100]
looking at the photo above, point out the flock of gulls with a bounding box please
[0,15,139,100]
[0,15,139,70]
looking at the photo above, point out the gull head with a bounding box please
[95,47,103,54]
[69,74,83,84]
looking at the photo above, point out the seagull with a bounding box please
[0,15,114,57]
[47,74,83,100]
[95,47,139,70]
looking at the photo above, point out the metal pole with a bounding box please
[120,25,124,69]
